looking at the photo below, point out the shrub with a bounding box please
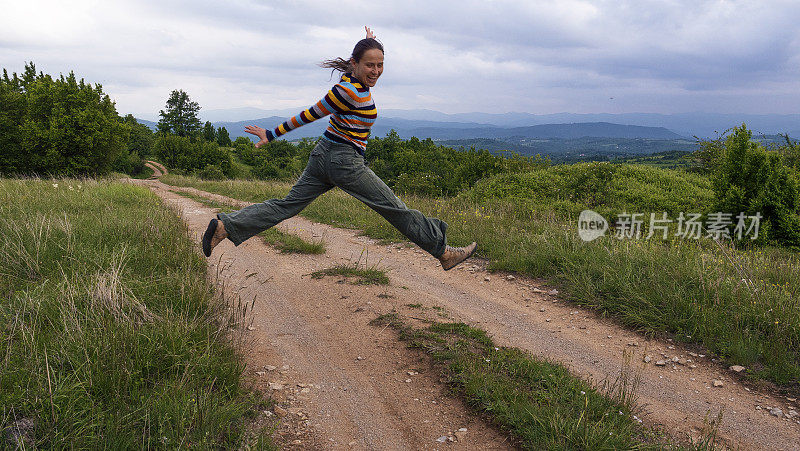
[394,172,444,197]
[462,162,714,220]
[252,160,283,180]
[711,125,800,247]
[154,134,234,177]
[0,63,126,176]
[365,130,543,196]
[199,164,225,180]
[110,148,144,175]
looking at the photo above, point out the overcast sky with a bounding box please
[3,0,800,121]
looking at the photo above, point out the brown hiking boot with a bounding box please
[438,242,477,271]
[202,218,228,257]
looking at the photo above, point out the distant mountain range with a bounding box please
[377,110,800,139]
[136,117,685,141]
[134,107,800,139]
[135,108,799,161]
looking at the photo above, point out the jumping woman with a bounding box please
[202,26,477,271]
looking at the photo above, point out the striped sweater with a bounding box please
[264,73,376,155]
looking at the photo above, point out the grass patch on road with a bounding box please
[174,190,232,212]
[372,313,721,450]
[160,174,800,389]
[0,178,273,449]
[260,229,325,255]
[173,190,325,255]
[311,263,390,285]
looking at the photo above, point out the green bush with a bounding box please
[154,134,234,178]
[108,115,152,176]
[711,125,800,247]
[110,147,144,175]
[365,130,544,196]
[394,172,444,196]
[231,137,309,180]
[233,138,263,166]
[252,160,285,180]
[123,114,154,158]
[199,164,225,180]
[463,161,714,220]
[0,63,126,176]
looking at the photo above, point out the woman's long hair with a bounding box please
[320,38,384,76]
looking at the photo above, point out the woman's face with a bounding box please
[351,48,384,87]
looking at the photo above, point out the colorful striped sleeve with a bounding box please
[264,84,351,142]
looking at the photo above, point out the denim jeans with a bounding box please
[217,138,448,257]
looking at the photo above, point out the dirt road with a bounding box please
[144,160,166,179]
[136,178,800,450]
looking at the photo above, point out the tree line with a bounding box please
[151,89,239,179]
[1,63,133,176]
[0,63,238,178]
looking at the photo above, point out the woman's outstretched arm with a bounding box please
[244,86,353,148]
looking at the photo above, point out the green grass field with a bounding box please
[0,178,273,449]
[161,172,800,388]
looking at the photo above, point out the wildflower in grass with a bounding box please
[52,183,58,188]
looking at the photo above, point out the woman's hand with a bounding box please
[365,26,376,39]
[244,125,269,148]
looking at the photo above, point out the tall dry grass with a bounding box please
[0,178,270,448]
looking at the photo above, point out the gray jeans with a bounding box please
[218,138,448,257]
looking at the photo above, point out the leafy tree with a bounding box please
[111,114,152,174]
[157,89,201,137]
[232,136,252,147]
[122,114,153,156]
[0,70,26,173]
[216,126,232,146]
[0,62,126,176]
[202,121,216,142]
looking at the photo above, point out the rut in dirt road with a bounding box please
[141,178,800,450]
[144,160,166,179]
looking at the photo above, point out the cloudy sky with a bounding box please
[2,0,799,120]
